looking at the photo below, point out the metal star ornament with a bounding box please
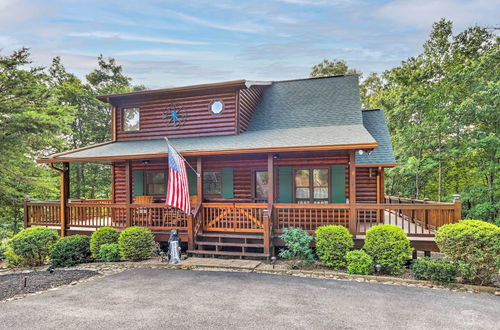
[162,103,187,127]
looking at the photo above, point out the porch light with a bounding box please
[375,264,382,274]
[357,149,364,155]
[142,160,151,166]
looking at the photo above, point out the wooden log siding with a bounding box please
[111,153,354,205]
[115,92,238,141]
[238,86,264,133]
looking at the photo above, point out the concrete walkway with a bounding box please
[1,268,498,329]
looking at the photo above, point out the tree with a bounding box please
[0,48,73,231]
[310,59,362,78]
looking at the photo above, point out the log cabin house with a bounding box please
[27,75,461,257]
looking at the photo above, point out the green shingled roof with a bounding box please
[46,76,395,165]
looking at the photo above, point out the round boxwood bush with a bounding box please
[363,225,413,275]
[435,220,500,285]
[346,250,373,275]
[411,257,456,284]
[90,227,119,259]
[99,243,121,262]
[7,227,59,266]
[118,226,154,261]
[51,235,91,267]
[315,225,353,269]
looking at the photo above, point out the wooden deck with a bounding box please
[25,196,461,254]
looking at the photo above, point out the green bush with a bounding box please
[118,226,154,261]
[363,225,413,275]
[90,227,119,259]
[0,228,12,240]
[315,225,353,269]
[411,257,456,284]
[278,227,314,265]
[6,227,59,267]
[435,220,500,285]
[99,243,121,262]
[346,250,373,275]
[50,235,91,268]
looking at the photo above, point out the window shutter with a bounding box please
[133,170,144,197]
[221,167,234,199]
[278,166,292,203]
[331,165,346,203]
[187,169,197,196]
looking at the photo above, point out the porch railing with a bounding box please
[25,196,461,239]
[201,203,267,232]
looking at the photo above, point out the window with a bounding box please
[254,171,268,201]
[209,100,224,114]
[144,171,166,196]
[123,107,140,131]
[203,171,221,196]
[294,168,329,204]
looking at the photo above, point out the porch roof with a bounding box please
[39,124,377,162]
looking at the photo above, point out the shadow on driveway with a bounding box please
[0,268,499,329]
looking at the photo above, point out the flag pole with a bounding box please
[164,137,200,177]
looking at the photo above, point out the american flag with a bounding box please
[165,143,191,214]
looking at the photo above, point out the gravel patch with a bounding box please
[0,269,98,301]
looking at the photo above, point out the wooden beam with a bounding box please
[60,162,70,237]
[125,160,133,204]
[111,105,117,141]
[267,154,274,204]
[348,151,356,234]
[197,157,203,203]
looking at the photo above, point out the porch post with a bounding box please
[60,162,70,237]
[266,154,274,256]
[125,160,132,227]
[348,152,356,235]
[453,194,461,222]
[197,157,203,203]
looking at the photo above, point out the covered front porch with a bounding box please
[26,149,461,255]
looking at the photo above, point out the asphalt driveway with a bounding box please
[0,268,498,330]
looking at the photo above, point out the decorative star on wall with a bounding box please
[162,103,187,128]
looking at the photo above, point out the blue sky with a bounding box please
[1,0,498,88]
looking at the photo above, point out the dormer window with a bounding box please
[123,107,140,131]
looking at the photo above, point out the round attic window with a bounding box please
[210,100,224,114]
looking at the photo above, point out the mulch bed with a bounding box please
[0,269,98,301]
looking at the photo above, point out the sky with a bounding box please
[0,0,498,89]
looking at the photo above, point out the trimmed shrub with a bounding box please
[99,243,121,262]
[346,250,373,275]
[7,227,59,267]
[435,220,500,285]
[363,225,413,275]
[50,235,91,268]
[315,225,354,269]
[411,257,456,284]
[90,227,119,259]
[278,227,314,265]
[118,226,154,261]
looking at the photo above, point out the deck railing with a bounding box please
[25,196,461,239]
[274,204,350,232]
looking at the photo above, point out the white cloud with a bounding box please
[374,0,500,29]
[67,31,207,45]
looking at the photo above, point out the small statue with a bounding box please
[167,229,182,264]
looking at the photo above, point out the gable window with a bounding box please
[254,171,268,201]
[144,171,166,196]
[294,168,329,204]
[123,107,140,131]
[203,171,222,196]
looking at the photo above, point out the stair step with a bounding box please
[198,232,263,240]
[187,249,270,257]
[195,241,264,248]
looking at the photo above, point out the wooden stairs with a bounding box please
[187,231,270,259]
